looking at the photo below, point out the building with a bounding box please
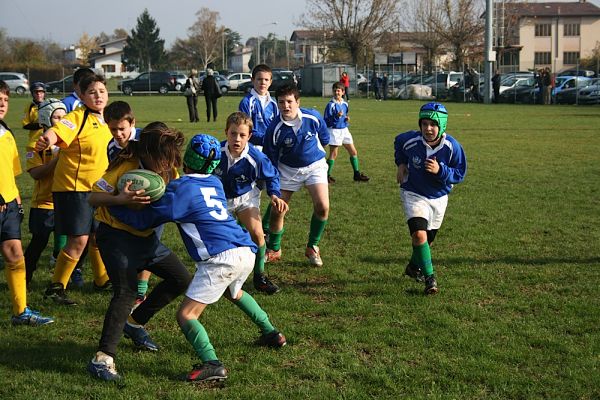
[495,1,600,72]
[290,30,333,66]
[89,37,127,78]
[229,46,253,73]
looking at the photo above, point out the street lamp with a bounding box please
[257,22,278,65]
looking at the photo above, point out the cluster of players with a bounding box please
[0,63,466,383]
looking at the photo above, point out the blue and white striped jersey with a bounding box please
[263,108,330,169]
[107,127,141,161]
[213,141,281,199]
[238,89,279,146]
[62,92,82,113]
[394,130,467,199]
[323,98,349,129]
[109,174,257,261]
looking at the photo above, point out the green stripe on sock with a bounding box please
[327,159,335,176]
[181,319,218,363]
[254,244,266,275]
[262,203,272,232]
[350,155,360,172]
[267,228,284,251]
[413,242,434,276]
[308,214,327,247]
[137,280,149,297]
[233,291,275,334]
[53,233,67,256]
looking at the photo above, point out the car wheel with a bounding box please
[220,86,228,95]
[175,83,182,91]
[123,86,133,96]
[158,85,169,94]
[15,86,25,95]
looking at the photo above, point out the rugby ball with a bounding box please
[117,169,165,202]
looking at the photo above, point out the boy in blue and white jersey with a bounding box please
[62,68,95,112]
[394,102,467,295]
[104,101,141,162]
[108,134,286,383]
[324,81,369,184]
[238,64,279,148]
[213,112,288,295]
[262,84,330,267]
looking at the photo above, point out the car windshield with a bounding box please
[555,77,569,86]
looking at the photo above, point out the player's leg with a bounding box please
[24,208,53,285]
[305,182,329,266]
[344,141,369,182]
[327,145,339,184]
[408,218,438,295]
[88,233,110,289]
[134,270,152,308]
[265,189,293,262]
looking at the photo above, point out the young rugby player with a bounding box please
[213,111,288,294]
[0,80,54,326]
[35,73,111,305]
[22,82,46,138]
[324,81,369,184]
[263,84,330,266]
[108,134,286,382]
[394,102,467,294]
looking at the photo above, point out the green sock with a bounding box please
[181,319,218,363]
[137,279,149,297]
[413,242,434,277]
[53,233,67,257]
[262,203,272,232]
[350,155,360,172]
[326,159,335,176]
[254,244,266,275]
[307,214,327,248]
[232,291,275,334]
[267,228,284,251]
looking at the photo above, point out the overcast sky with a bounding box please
[0,0,307,47]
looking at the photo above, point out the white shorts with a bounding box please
[328,128,353,146]
[227,187,261,215]
[400,189,448,230]
[185,246,255,304]
[278,159,328,192]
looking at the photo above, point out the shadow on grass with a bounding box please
[359,255,600,267]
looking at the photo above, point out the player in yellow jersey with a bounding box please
[0,80,54,326]
[22,82,46,139]
[35,73,111,305]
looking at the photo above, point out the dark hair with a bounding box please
[0,80,9,96]
[252,64,272,79]
[104,101,134,123]
[332,81,345,92]
[225,111,253,132]
[275,83,300,101]
[109,121,184,184]
[73,68,95,85]
[79,74,106,94]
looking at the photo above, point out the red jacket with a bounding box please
[340,74,350,88]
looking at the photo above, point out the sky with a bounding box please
[0,0,308,47]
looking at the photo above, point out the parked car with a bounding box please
[577,81,600,104]
[499,76,536,94]
[497,83,542,104]
[428,71,464,99]
[0,72,29,94]
[227,72,251,90]
[557,68,595,78]
[356,73,367,85]
[170,72,187,92]
[118,71,176,95]
[45,75,74,94]
[555,78,599,104]
[552,76,592,97]
[238,71,295,94]
[198,73,231,94]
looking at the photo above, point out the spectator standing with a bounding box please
[371,72,381,100]
[382,73,389,100]
[184,69,200,122]
[339,71,350,101]
[491,70,501,103]
[542,67,552,105]
[201,69,221,123]
[470,68,480,102]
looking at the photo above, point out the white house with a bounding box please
[229,46,253,73]
[90,37,127,78]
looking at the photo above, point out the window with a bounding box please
[563,52,580,65]
[535,23,552,37]
[564,23,580,37]
[534,52,551,65]
[102,64,116,73]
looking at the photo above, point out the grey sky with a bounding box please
[0,0,307,47]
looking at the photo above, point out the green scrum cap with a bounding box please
[183,134,221,174]
[419,102,448,139]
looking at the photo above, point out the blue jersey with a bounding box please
[62,92,82,113]
[109,174,257,261]
[394,130,467,199]
[238,90,279,146]
[213,141,281,199]
[106,127,141,161]
[323,98,349,129]
[263,108,330,169]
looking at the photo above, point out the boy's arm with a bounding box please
[433,142,467,184]
[394,134,408,166]
[396,163,408,184]
[35,128,59,151]
[316,114,330,146]
[108,185,178,230]
[257,157,282,198]
[323,103,335,127]
[262,125,279,168]
[28,157,59,180]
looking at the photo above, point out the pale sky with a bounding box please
[0,0,307,47]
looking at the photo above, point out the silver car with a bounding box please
[0,72,29,95]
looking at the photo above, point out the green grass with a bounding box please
[1,94,600,399]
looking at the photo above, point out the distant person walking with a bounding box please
[542,67,552,105]
[491,70,501,103]
[201,69,221,123]
[184,69,200,123]
[339,71,350,101]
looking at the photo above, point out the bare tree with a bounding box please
[403,0,447,72]
[187,7,224,69]
[301,0,399,65]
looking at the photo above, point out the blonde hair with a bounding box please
[225,111,253,132]
[190,69,198,77]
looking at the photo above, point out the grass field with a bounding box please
[1,93,599,399]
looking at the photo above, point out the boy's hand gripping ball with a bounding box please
[117,169,166,202]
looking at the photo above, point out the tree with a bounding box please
[403,0,447,72]
[186,7,224,70]
[301,0,400,65]
[122,9,167,71]
[76,33,98,65]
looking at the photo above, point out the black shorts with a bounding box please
[0,200,22,242]
[28,208,55,236]
[53,192,98,236]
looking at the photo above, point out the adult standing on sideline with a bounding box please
[371,72,381,100]
[542,67,552,105]
[491,70,501,103]
[184,69,200,122]
[201,69,220,123]
[339,72,350,101]
[382,73,389,100]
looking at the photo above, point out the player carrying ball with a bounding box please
[394,102,467,294]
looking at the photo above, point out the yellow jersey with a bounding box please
[22,101,40,134]
[25,142,59,210]
[0,123,22,203]
[93,159,179,237]
[52,107,112,192]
